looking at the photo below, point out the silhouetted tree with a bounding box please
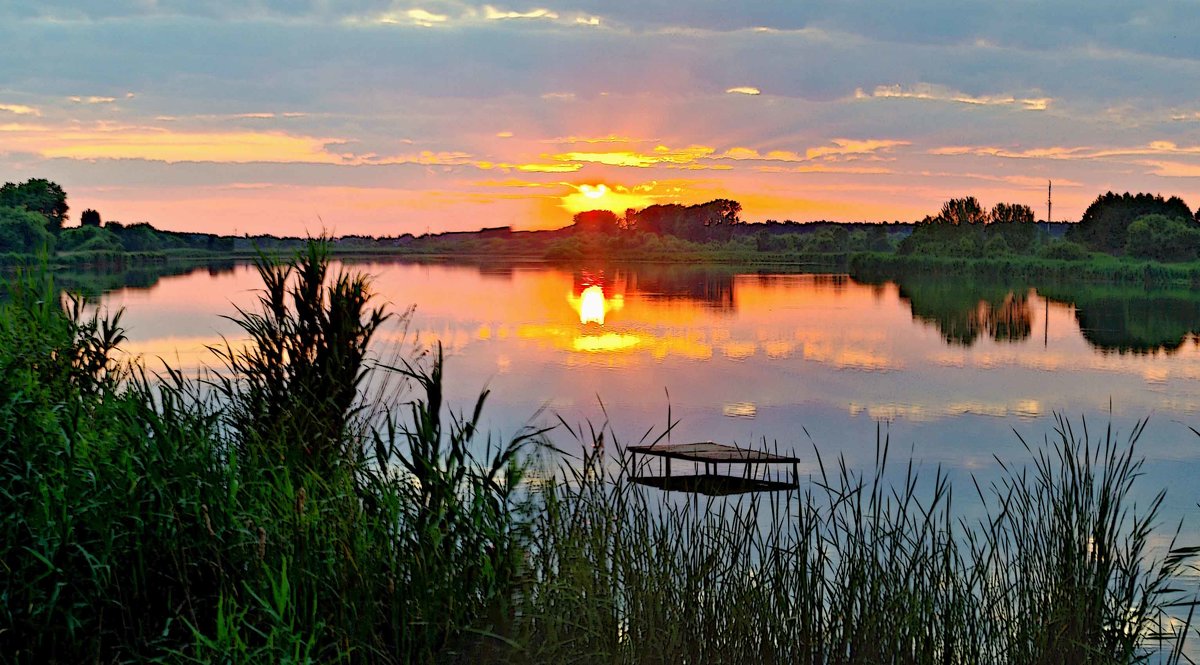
[990,202,1034,225]
[0,178,69,231]
[938,197,987,225]
[1068,191,1193,254]
[571,209,620,234]
[80,208,101,227]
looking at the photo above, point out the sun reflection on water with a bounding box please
[578,285,606,324]
[569,282,625,326]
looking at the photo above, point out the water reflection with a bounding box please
[886,276,1034,346]
[867,272,1200,356]
[1039,284,1200,355]
[73,258,1200,361]
[568,270,625,326]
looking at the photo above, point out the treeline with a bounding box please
[0,178,235,257]
[570,199,744,242]
[898,192,1200,262]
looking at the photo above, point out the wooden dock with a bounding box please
[626,442,800,495]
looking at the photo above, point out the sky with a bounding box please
[1,1,1199,235]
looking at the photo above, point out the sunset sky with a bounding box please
[2,1,1199,235]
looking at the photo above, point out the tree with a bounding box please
[1069,192,1193,254]
[571,209,620,235]
[990,202,1034,225]
[938,197,987,225]
[1124,214,1200,262]
[80,208,101,227]
[0,179,69,231]
[0,206,56,253]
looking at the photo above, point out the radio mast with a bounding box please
[1047,180,1052,223]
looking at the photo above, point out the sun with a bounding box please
[561,182,655,216]
[581,183,608,199]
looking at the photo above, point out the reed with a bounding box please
[1,242,1196,664]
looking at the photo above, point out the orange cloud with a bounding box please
[555,144,715,168]
[0,123,348,163]
[1141,160,1200,177]
[806,138,909,160]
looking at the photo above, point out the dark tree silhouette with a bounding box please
[623,199,743,242]
[938,197,987,225]
[990,202,1034,225]
[81,208,102,227]
[1068,192,1194,254]
[0,178,69,231]
[571,209,620,234]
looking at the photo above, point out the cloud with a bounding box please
[720,140,907,163]
[805,139,910,160]
[347,8,449,27]
[726,86,761,95]
[929,141,1200,161]
[484,6,559,20]
[1141,161,1200,178]
[69,95,118,104]
[0,103,39,116]
[858,84,1051,111]
[554,144,715,168]
[544,135,649,144]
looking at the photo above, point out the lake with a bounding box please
[95,258,1200,519]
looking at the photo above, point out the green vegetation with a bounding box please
[0,178,69,232]
[1069,192,1196,255]
[3,241,1199,663]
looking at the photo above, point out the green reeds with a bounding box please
[1,241,1196,663]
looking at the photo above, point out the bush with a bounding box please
[1124,214,1200,262]
[983,234,1012,256]
[1038,239,1091,261]
[58,225,122,253]
[0,205,55,253]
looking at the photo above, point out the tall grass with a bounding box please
[518,419,1194,664]
[1,241,1196,663]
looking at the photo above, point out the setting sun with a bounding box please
[561,182,656,216]
[581,184,608,199]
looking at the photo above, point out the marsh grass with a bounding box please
[516,418,1196,664]
[1,241,1197,663]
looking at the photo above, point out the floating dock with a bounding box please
[626,442,800,496]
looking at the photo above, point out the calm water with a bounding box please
[96,259,1200,519]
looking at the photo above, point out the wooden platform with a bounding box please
[631,474,797,496]
[626,442,800,464]
[627,442,800,495]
